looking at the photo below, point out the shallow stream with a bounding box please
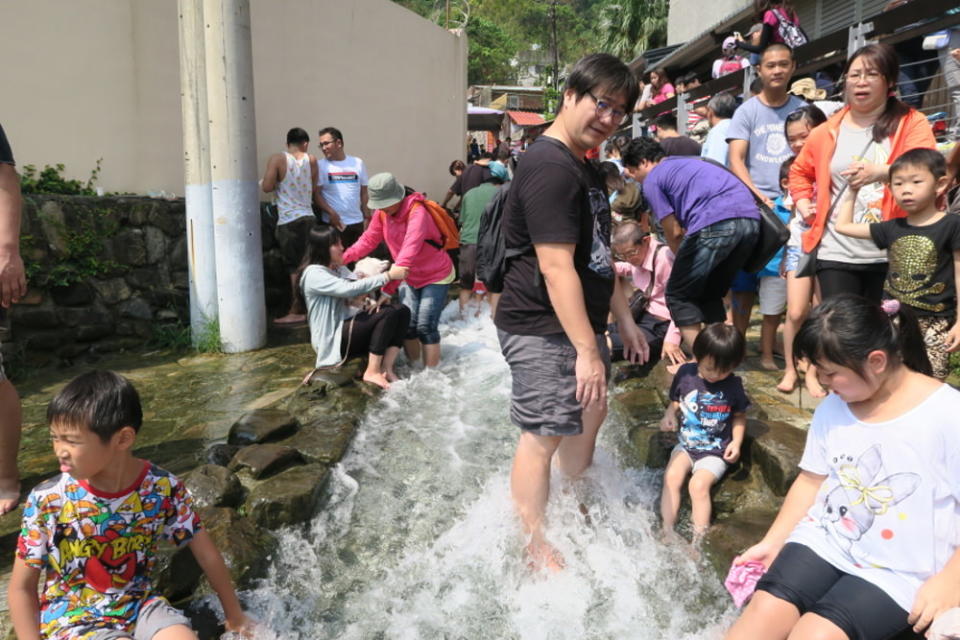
[235,306,736,639]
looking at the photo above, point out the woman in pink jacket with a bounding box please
[342,173,454,367]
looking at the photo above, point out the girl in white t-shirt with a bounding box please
[725,294,960,640]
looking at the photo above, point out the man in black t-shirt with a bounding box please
[0,122,26,515]
[494,54,644,570]
[440,155,491,211]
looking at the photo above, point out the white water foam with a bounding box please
[235,302,737,639]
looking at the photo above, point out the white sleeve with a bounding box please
[317,160,328,187]
[712,59,721,79]
[359,158,368,186]
[741,58,750,69]
[797,399,834,476]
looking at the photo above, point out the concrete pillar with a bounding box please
[203,0,266,352]
[177,0,218,344]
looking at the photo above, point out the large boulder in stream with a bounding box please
[228,444,304,479]
[244,463,331,528]
[746,419,805,496]
[228,408,300,445]
[275,415,357,465]
[196,507,274,588]
[703,507,778,578]
[181,464,244,509]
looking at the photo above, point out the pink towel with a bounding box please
[724,560,766,608]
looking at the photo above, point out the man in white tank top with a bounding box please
[262,127,318,324]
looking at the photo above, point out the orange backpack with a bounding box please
[380,199,460,251]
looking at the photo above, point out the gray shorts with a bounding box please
[498,329,611,436]
[671,444,728,480]
[83,597,192,640]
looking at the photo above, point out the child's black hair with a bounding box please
[47,371,143,442]
[889,147,947,181]
[779,156,795,185]
[794,294,931,377]
[692,323,746,372]
[783,104,827,139]
[622,137,665,168]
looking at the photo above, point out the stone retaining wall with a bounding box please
[3,195,292,371]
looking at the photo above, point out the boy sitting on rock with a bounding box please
[7,370,254,640]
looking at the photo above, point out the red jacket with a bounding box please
[789,106,936,253]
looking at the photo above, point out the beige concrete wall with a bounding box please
[0,0,467,201]
[667,0,750,45]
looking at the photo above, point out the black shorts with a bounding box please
[756,543,910,640]
[459,243,477,289]
[275,215,315,270]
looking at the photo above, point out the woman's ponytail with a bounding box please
[795,294,931,377]
[881,299,932,376]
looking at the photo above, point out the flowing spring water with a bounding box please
[233,304,736,639]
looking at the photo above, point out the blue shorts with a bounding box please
[730,270,759,293]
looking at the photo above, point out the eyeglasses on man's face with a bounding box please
[585,90,630,126]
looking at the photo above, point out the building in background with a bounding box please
[0,1,467,201]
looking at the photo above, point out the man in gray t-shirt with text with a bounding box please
[727,43,805,205]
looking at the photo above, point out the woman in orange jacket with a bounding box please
[788,42,936,302]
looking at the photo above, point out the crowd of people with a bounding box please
[2,2,960,638]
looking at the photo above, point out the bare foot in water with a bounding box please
[384,371,400,383]
[776,369,798,393]
[660,528,684,546]
[524,540,565,572]
[0,478,20,516]
[362,372,391,390]
[760,358,779,371]
[273,313,306,325]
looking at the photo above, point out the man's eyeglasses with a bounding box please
[586,90,630,126]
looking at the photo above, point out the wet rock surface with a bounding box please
[244,463,331,529]
[182,464,244,509]
[227,408,300,445]
[228,444,305,480]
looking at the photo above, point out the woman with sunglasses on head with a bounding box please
[789,42,936,303]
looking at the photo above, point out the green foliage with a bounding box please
[148,321,194,351]
[466,16,517,85]
[597,0,668,61]
[147,317,222,354]
[194,318,223,353]
[24,207,124,288]
[543,86,561,118]
[19,159,103,196]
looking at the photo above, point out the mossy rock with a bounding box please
[746,419,805,497]
[703,507,778,578]
[228,444,304,480]
[191,507,275,589]
[244,463,330,528]
[228,408,300,446]
[275,415,358,466]
[181,464,244,509]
